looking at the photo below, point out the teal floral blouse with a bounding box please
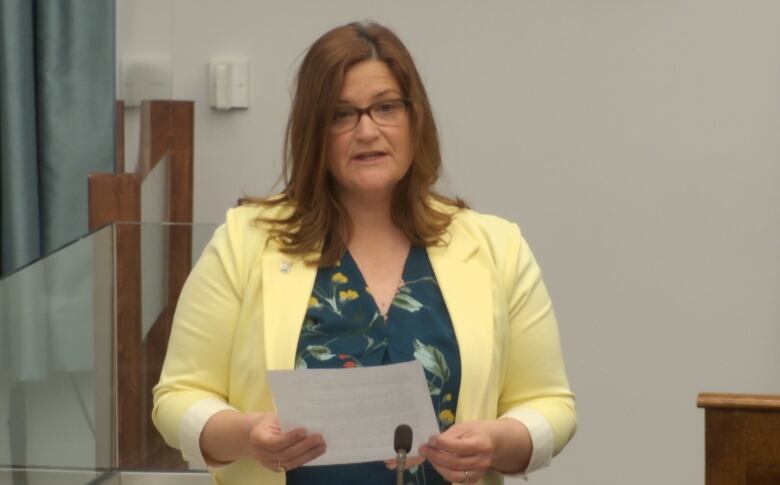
[287,245,461,485]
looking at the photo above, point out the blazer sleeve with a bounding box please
[496,222,577,456]
[152,208,249,453]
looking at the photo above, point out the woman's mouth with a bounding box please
[352,151,387,161]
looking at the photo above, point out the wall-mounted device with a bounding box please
[209,59,250,110]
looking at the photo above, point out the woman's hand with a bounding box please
[245,413,327,472]
[419,421,494,483]
[418,419,532,482]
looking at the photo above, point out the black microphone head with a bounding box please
[394,424,413,453]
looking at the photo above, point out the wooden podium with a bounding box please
[698,393,780,485]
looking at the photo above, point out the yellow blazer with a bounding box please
[153,202,576,485]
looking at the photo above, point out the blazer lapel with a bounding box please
[262,249,318,371]
[428,224,494,422]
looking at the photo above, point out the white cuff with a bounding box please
[499,408,554,479]
[179,399,237,469]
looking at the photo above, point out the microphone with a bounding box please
[394,424,413,485]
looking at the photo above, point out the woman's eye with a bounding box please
[376,102,397,113]
[333,109,354,121]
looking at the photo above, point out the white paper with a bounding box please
[267,360,440,466]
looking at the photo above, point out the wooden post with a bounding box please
[88,100,193,469]
[698,393,780,485]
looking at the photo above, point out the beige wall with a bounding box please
[117,1,780,483]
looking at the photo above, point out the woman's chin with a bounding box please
[341,180,399,201]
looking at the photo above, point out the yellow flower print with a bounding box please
[338,289,359,302]
[439,409,455,425]
[332,272,348,284]
[443,393,452,403]
[308,297,321,308]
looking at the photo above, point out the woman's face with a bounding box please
[325,60,413,203]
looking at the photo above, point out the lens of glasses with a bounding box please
[330,99,408,133]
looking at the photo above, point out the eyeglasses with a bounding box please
[329,98,410,134]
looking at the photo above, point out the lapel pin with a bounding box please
[280,260,292,273]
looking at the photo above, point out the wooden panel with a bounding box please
[88,172,143,468]
[700,393,780,485]
[139,101,176,179]
[138,100,193,470]
[141,309,187,470]
[746,465,780,485]
[90,100,193,470]
[115,100,125,173]
[705,409,746,485]
[115,221,143,468]
[166,101,194,311]
[742,411,780,470]
[88,173,141,231]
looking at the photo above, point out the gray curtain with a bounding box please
[0,0,115,475]
[0,0,115,276]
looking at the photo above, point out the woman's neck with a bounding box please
[338,191,408,249]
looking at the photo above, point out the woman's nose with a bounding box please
[353,113,381,140]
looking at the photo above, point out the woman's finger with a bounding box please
[419,444,486,472]
[426,461,484,484]
[259,441,327,472]
[261,440,327,472]
[267,434,326,462]
[250,425,307,452]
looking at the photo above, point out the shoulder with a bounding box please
[429,197,520,238]
[452,209,520,237]
[448,206,523,254]
[224,198,293,234]
[214,197,295,258]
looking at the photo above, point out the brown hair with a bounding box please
[244,21,466,266]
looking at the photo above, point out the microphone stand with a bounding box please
[394,424,413,485]
[396,448,407,485]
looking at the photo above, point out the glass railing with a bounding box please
[0,221,219,483]
[0,225,114,472]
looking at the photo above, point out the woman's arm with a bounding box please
[200,410,326,470]
[420,219,575,481]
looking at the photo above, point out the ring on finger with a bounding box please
[277,460,287,473]
[460,470,471,483]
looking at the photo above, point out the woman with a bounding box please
[153,21,576,485]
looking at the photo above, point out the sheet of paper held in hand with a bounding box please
[267,360,440,466]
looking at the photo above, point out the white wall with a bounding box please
[117,1,780,483]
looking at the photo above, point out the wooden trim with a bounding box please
[87,173,143,468]
[140,100,193,470]
[88,173,140,231]
[115,221,143,468]
[698,393,780,411]
[89,100,193,469]
[166,101,194,310]
[115,100,125,173]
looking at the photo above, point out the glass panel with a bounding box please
[0,225,114,470]
[0,467,118,485]
[115,222,218,470]
[140,153,170,223]
[0,222,221,474]
[140,155,171,338]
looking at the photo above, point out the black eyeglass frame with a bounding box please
[329,98,412,133]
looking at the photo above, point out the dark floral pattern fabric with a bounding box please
[287,245,461,485]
